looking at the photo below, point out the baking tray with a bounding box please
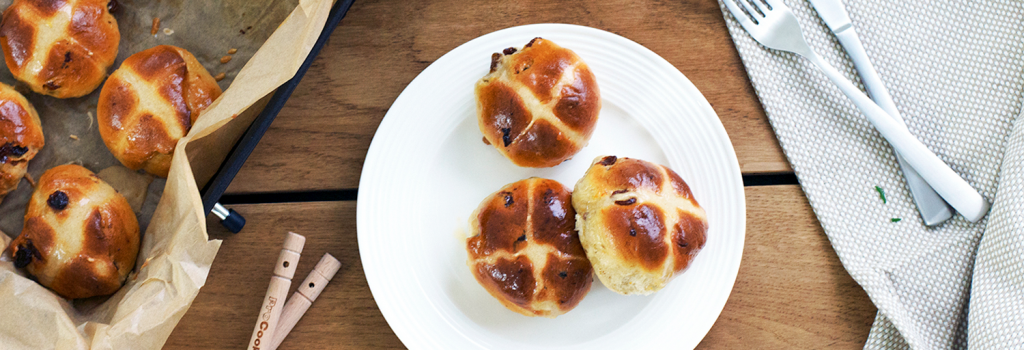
[200,0,355,216]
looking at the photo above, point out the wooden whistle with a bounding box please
[247,232,305,350]
[267,253,342,350]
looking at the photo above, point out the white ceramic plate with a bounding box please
[357,23,745,349]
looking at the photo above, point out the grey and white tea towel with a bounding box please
[717,0,1024,348]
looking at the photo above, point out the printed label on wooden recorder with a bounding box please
[251,296,279,349]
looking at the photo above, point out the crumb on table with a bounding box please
[151,17,160,35]
[228,48,238,55]
[69,134,79,140]
[220,55,232,64]
[163,28,174,35]
[214,72,226,81]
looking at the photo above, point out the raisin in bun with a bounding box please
[572,156,707,295]
[467,177,593,318]
[475,37,600,168]
[98,45,222,177]
[0,0,119,98]
[6,164,139,299]
[0,82,43,200]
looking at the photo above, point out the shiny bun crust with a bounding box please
[98,45,222,177]
[467,177,593,318]
[6,164,139,299]
[0,0,119,98]
[572,156,707,295]
[475,37,600,168]
[0,82,43,199]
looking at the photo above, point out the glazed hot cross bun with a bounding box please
[475,37,600,168]
[6,164,139,299]
[0,82,43,200]
[467,177,593,318]
[0,0,119,98]
[572,156,707,295]
[98,45,222,177]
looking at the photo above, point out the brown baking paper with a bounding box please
[0,0,336,348]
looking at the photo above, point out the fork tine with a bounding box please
[760,0,780,11]
[723,0,758,26]
[743,0,766,17]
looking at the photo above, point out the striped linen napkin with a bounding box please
[717,0,1024,348]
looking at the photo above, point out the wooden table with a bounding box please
[165,0,877,348]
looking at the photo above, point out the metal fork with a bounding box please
[723,0,990,222]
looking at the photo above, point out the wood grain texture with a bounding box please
[698,185,876,349]
[223,0,790,194]
[165,201,404,349]
[165,186,872,349]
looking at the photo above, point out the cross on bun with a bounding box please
[6,164,139,299]
[572,156,707,295]
[467,178,593,318]
[0,0,119,98]
[0,82,43,199]
[475,37,600,168]
[98,45,222,177]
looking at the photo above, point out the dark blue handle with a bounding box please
[221,208,246,233]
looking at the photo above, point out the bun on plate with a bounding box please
[572,156,707,295]
[467,177,593,317]
[475,37,600,168]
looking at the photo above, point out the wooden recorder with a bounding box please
[247,232,305,350]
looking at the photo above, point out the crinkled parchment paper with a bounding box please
[0,0,335,348]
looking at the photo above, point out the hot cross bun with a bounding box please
[475,37,600,168]
[97,45,222,177]
[0,0,119,98]
[0,82,43,200]
[6,164,139,299]
[467,178,593,318]
[572,156,707,295]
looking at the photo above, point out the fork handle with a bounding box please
[805,52,990,222]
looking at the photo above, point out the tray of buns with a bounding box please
[357,23,746,349]
[0,0,346,348]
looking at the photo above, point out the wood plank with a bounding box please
[166,185,871,349]
[165,201,405,349]
[224,0,790,194]
[698,185,876,349]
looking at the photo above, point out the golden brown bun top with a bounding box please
[0,82,43,150]
[467,178,592,317]
[97,45,222,177]
[0,0,119,98]
[476,37,600,168]
[6,164,140,299]
[0,82,44,198]
[578,156,706,274]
